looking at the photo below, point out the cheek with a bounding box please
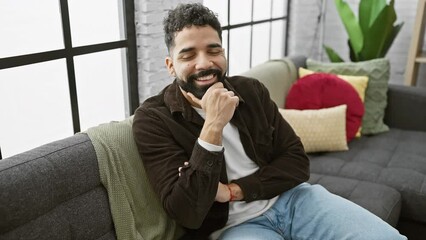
[174,64,192,78]
[217,56,227,72]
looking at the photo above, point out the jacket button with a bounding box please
[207,160,213,166]
[252,193,258,199]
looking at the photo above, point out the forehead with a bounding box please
[172,25,221,52]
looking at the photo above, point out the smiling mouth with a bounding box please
[196,74,215,81]
[187,68,223,87]
[195,74,217,86]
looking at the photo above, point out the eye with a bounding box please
[179,53,195,60]
[208,48,223,55]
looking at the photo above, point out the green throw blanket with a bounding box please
[87,116,184,240]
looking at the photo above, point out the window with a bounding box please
[203,0,290,75]
[0,0,138,158]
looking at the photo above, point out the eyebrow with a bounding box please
[178,43,222,55]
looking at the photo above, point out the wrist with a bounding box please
[227,183,244,201]
[200,122,223,145]
[227,185,235,202]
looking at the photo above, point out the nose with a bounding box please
[195,53,213,70]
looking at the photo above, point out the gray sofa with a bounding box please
[1,56,425,239]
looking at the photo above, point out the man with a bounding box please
[132,3,406,240]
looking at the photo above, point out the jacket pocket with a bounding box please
[253,126,274,164]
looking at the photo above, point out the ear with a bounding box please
[165,57,175,76]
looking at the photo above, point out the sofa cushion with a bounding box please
[308,173,401,227]
[299,67,369,102]
[0,133,116,239]
[279,105,348,153]
[306,58,390,135]
[1,187,115,240]
[309,129,426,223]
[241,59,298,107]
[299,67,368,138]
[285,73,364,141]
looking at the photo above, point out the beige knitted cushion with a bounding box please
[279,105,348,153]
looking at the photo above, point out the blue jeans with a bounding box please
[218,183,406,240]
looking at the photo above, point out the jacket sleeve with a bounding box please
[132,107,224,229]
[232,80,310,202]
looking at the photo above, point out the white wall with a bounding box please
[288,0,424,87]
[134,0,201,103]
[135,0,425,103]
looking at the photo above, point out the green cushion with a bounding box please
[307,58,390,135]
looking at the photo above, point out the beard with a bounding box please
[176,68,225,99]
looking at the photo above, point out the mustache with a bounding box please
[187,69,223,83]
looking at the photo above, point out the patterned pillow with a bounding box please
[306,58,390,135]
[299,67,368,137]
[285,73,364,142]
[299,68,368,101]
[279,105,348,153]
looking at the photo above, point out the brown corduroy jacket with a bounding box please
[132,76,309,239]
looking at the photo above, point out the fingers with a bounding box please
[185,91,202,106]
[211,86,238,101]
[221,89,239,107]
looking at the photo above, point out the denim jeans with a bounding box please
[218,183,406,240]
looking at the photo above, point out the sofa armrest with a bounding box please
[384,84,426,132]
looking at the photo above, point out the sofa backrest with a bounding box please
[0,133,116,239]
[240,56,307,108]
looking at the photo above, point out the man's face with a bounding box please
[165,25,227,99]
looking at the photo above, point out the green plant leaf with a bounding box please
[324,45,345,62]
[361,0,397,60]
[334,0,363,55]
[359,0,386,34]
[380,22,404,57]
[348,40,359,62]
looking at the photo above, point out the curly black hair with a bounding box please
[163,3,222,53]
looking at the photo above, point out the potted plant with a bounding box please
[324,0,404,62]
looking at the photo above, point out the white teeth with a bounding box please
[197,74,214,81]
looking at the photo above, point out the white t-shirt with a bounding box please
[194,108,278,239]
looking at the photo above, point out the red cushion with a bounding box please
[285,73,364,142]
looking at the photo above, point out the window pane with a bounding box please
[230,0,252,25]
[0,60,73,158]
[252,23,271,67]
[68,0,124,47]
[203,0,228,26]
[229,27,251,75]
[74,49,127,131]
[0,0,63,58]
[222,30,229,63]
[253,0,272,21]
[272,0,286,18]
[271,20,285,59]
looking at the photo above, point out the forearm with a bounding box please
[164,143,224,228]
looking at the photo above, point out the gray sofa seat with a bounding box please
[309,128,426,223]
[308,174,401,226]
[0,133,116,240]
